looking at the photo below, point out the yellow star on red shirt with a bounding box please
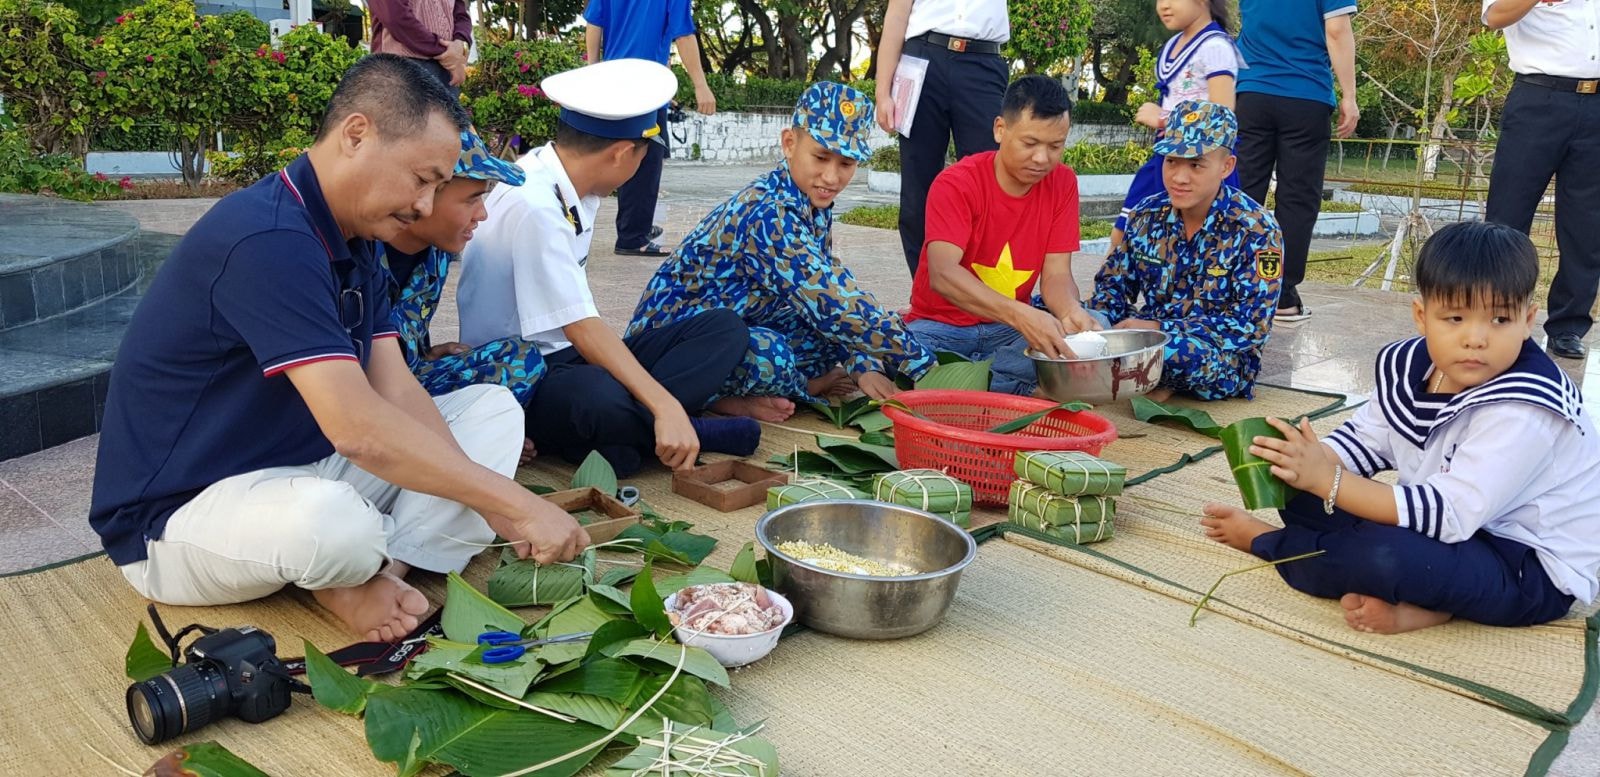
[972,243,1036,299]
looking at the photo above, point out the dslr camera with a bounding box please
[125,624,293,745]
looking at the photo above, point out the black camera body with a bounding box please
[126,625,293,745]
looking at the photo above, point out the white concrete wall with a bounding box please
[85,152,208,178]
[1332,190,1484,221]
[666,112,1145,165]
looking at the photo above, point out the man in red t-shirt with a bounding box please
[904,75,1100,395]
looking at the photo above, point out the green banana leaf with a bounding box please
[729,542,759,584]
[985,401,1093,434]
[808,395,874,428]
[583,620,650,660]
[531,657,641,702]
[523,673,716,737]
[125,622,172,682]
[488,549,595,607]
[586,584,633,614]
[1131,396,1223,438]
[537,594,623,639]
[857,429,896,448]
[601,638,730,688]
[816,435,899,471]
[606,721,779,777]
[406,638,547,698]
[146,742,270,777]
[853,409,893,432]
[303,640,380,715]
[613,524,718,566]
[654,565,737,595]
[915,358,992,391]
[630,564,672,639]
[572,450,619,496]
[442,571,526,643]
[1221,417,1291,510]
[363,685,610,777]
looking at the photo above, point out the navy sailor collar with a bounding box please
[1375,336,1585,449]
[1156,22,1232,94]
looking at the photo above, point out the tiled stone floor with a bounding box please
[6,163,1598,773]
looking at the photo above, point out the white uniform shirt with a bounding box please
[457,143,602,355]
[905,0,1009,44]
[1485,0,1600,78]
[1324,337,1600,603]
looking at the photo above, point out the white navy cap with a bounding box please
[541,59,678,140]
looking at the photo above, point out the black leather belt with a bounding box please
[913,31,1003,55]
[1518,73,1600,95]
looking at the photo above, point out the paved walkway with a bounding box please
[8,162,1599,773]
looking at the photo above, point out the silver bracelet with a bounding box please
[1323,464,1343,515]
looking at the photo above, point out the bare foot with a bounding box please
[1340,593,1453,635]
[1200,502,1275,553]
[519,437,537,465]
[1146,387,1174,403]
[312,572,431,642]
[710,395,796,422]
[806,367,855,398]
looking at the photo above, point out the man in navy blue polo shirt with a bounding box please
[584,0,717,257]
[89,55,589,643]
[1235,0,1360,323]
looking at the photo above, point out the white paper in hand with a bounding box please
[891,55,929,138]
[1064,331,1108,359]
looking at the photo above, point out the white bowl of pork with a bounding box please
[662,582,795,667]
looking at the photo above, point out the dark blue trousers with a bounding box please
[1250,492,1574,627]
[896,36,1007,276]
[614,107,670,251]
[1236,93,1331,312]
[1487,77,1600,341]
[525,309,747,476]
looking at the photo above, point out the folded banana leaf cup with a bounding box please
[1220,417,1294,510]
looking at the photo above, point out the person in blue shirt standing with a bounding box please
[584,0,717,257]
[89,56,588,643]
[1234,0,1359,323]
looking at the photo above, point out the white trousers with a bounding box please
[119,385,521,606]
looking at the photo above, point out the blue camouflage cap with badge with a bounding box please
[793,82,875,163]
[455,129,524,186]
[1153,100,1238,159]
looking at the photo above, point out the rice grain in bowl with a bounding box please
[663,583,794,667]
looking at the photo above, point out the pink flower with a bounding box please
[579,52,588,61]
[514,50,523,59]
[118,177,134,190]
[145,54,154,62]
[93,70,107,81]
[94,172,108,181]
[516,84,537,98]
[115,14,127,23]
[271,51,286,64]
[93,36,103,45]
[518,62,530,72]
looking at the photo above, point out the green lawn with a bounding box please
[1306,240,1559,303]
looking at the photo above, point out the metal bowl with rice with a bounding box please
[1027,329,1170,404]
[755,500,977,640]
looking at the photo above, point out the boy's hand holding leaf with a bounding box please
[1250,416,1340,497]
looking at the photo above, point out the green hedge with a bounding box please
[1071,100,1134,125]
[672,68,875,113]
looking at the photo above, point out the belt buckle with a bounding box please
[947,36,967,53]
[1580,80,1599,95]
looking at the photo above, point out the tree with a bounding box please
[1006,0,1091,74]
[0,0,97,154]
[1357,0,1483,178]
[1086,0,1166,104]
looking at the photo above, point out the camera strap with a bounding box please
[281,609,444,678]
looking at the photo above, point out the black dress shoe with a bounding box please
[1550,334,1587,360]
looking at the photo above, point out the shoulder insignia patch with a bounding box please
[1255,248,1283,281]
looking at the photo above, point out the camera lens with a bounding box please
[125,663,230,745]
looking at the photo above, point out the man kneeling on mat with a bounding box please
[1203,222,1600,634]
[90,55,589,642]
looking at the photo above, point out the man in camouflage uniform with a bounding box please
[627,82,937,421]
[1088,101,1283,400]
[382,130,547,412]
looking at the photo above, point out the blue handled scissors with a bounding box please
[476,630,594,664]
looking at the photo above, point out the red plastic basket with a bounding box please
[881,389,1118,505]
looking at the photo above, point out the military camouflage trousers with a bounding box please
[414,337,548,405]
[722,325,851,402]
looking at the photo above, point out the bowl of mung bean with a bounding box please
[755,500,977,639]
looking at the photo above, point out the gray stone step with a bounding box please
[0,194,143,332]
[0,228,177,461]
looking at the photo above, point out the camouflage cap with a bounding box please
[792,81,875,163]
[1153,100,1238,159]
[456,129,524,186]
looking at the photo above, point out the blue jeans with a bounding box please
[906,319,1039,395]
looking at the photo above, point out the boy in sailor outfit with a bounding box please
[1201,221,1600,634]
